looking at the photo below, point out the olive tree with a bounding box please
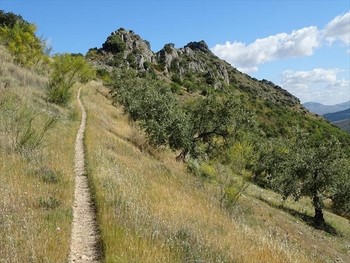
[256,133,350,227]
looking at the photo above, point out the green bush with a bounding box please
[199,162,216,178]
[96,68,111,83]
[0,10,25,27]
[47,54,95,105]
[102,34,126,53]
[39,196,61,210]
[170,82,181,94]
[47,82,72,105]
[0,19,49,68]
[164,43,174,54]
[171,75,182,85]
[0,93,56,154]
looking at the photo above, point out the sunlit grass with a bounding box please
[2,41,348,262]
[83,82,316,263]
[0,46,78,262]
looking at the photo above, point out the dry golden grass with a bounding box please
[2,44,348,262]
[82,82,346,263]
[0,46,79,262]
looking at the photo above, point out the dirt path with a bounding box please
[68,87,100,262]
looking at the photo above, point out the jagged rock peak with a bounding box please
[100,27,156,70]
[185,40,210,52]
[103,28,152,53]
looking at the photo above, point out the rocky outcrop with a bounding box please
[97,28,156,71]
[89,28,301,108]
[185,41,210,53]
[155,41,231,89]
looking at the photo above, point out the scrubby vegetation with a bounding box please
[0,11,95,261]
[108,67,350,229]
[84,83,350,262]
[254,132,350,225]
[0,45,78,262]
[0,10,49,69]
[47,53,95,105]
[1,10,350,262]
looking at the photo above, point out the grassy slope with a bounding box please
[0,46,78,262]
[1,44,349,262]
[83,82,350,262]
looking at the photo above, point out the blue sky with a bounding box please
[1,0,349,105]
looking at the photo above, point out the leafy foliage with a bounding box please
[0,13,48,68]
[0,10,25,27]
[111,69,252,160]
[47,54,95,105]
[254,132,350,226]
[102,34,126,53]
[104,30,350,224]
[0,89,56,155]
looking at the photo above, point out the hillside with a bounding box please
[88,28,350,147]
[88,28,300,108]
[333,119,350,133]
[0,45,78,262]
[303,101,350,115]
[83,82,350,262]
[1,19,350,263]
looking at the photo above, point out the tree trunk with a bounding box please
[312,194,325,226]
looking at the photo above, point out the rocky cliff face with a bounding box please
[88,28,156,71]
[156,41,231,89]
[88,28,300,107]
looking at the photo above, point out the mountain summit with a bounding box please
[87,28,300,108]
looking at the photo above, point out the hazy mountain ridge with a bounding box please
[303,101,350,115]
[303,101,350,133]
[323,108,350,122]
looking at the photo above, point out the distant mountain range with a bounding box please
[303,101,350,115]
[323,108,350,122]
[303,101,350,133]
[323,109,350,133]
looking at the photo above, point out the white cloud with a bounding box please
[211,26,319,73]
[211,11,350,73]
[282,68,338,84]
[281,68,350,104]
[323,11,350,45]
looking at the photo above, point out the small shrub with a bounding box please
[0,18,49,69]
[170,59,180,72]
[36,166,61,183]
[170,82,181,94]
[126,53,137,69]
[68,108,79,121]
[47,54,95,105]
[1,99,56,153]
[39,196,61,209]
[164,43,174,54]
[102,34,126,53]
[199,162,216,178]
[47,82,72,105]
[143,61,152,71]
[96,68,111,83]
[220,175,249,209]
[187,159,200,176]
[171,75,182,85]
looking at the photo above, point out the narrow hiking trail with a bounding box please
[68,87,100,262]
